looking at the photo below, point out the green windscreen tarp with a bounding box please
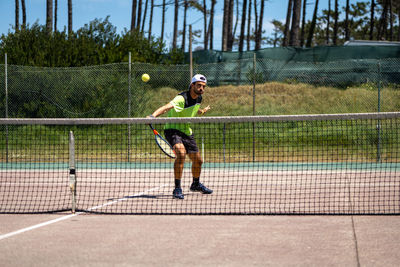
[188,46,400,64]
[186,46,400,87]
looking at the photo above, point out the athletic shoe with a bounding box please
[190,182,213,194]
[173,187,184,199]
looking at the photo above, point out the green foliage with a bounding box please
[246,67,264,83]
[162,48,186,65]
[0,17,184,67]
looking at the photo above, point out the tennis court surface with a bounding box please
[1,214,400,266]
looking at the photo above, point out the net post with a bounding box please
[5,53,8,163]
[128,52,132,162]
[252,53,256,162]
[253,53,256,116]
[377,61,381,113]
[223,123,226,163]
[69,131,77,213]
[377,61,381,163]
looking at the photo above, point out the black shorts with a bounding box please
[164,129,199,154]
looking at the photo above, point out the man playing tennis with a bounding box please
[149,74,212,199]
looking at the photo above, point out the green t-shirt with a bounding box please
[165,91,202,136]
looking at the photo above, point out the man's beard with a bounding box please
[193,88,203,95]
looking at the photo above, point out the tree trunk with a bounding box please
[131,0,137,32]
[306,0,319,47]
[389,0,393,41]
[283,0,293,46]
[141,0,148,34]
[233,0,239,43]
[15,0,19,31]
[255,0,265,50]
[333,0,338,45]
[289,0,301,47]
[227,0,234,51]
[300,0,306,47]
[254,0,258,44]
[54,0,58,32]
[161,0,166,44]
[370,0,375,40]
[203,0,208,49]
[68,0,72,34]
[398,5,400,41]
[377,0,388,40]
[148,0,154,40]
[344,0,350,41]
[222,0,229,50]
[247,0,252,50]
[209,0,216,49]
[137,0,142,31]
[182,0,188,50]
[172,0,179,49]
[46,0,53,32]
[21,0,26,29]
[326,0,331,44]
[239,0,247,52]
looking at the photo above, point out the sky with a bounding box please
[1,0,358,51]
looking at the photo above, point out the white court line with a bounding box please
[0,184,168,241]
[87,184,168,211]
[0,213,79,241]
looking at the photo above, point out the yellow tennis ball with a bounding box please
[142,73,150,82]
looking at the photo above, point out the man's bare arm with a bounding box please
[151,103,174,117]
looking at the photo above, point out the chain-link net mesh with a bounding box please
[0,57,399,118]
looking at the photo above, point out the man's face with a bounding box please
[192,82,206,95]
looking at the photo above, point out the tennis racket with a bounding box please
[148,124,176,158]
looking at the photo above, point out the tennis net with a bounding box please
[0,112,399,214]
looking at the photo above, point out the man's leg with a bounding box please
[172,143,186,199]
[188,152,212,194]
[188,152,202,178]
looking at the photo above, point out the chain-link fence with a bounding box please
[0,56,399,118]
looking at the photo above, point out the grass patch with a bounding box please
[145,81,399,116]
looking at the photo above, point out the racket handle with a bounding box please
[148,124,159,135]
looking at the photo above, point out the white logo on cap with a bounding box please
[191,74,207,84]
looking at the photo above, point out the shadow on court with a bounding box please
[1,214,399,266]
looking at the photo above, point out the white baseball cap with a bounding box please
[189,74,207,88]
